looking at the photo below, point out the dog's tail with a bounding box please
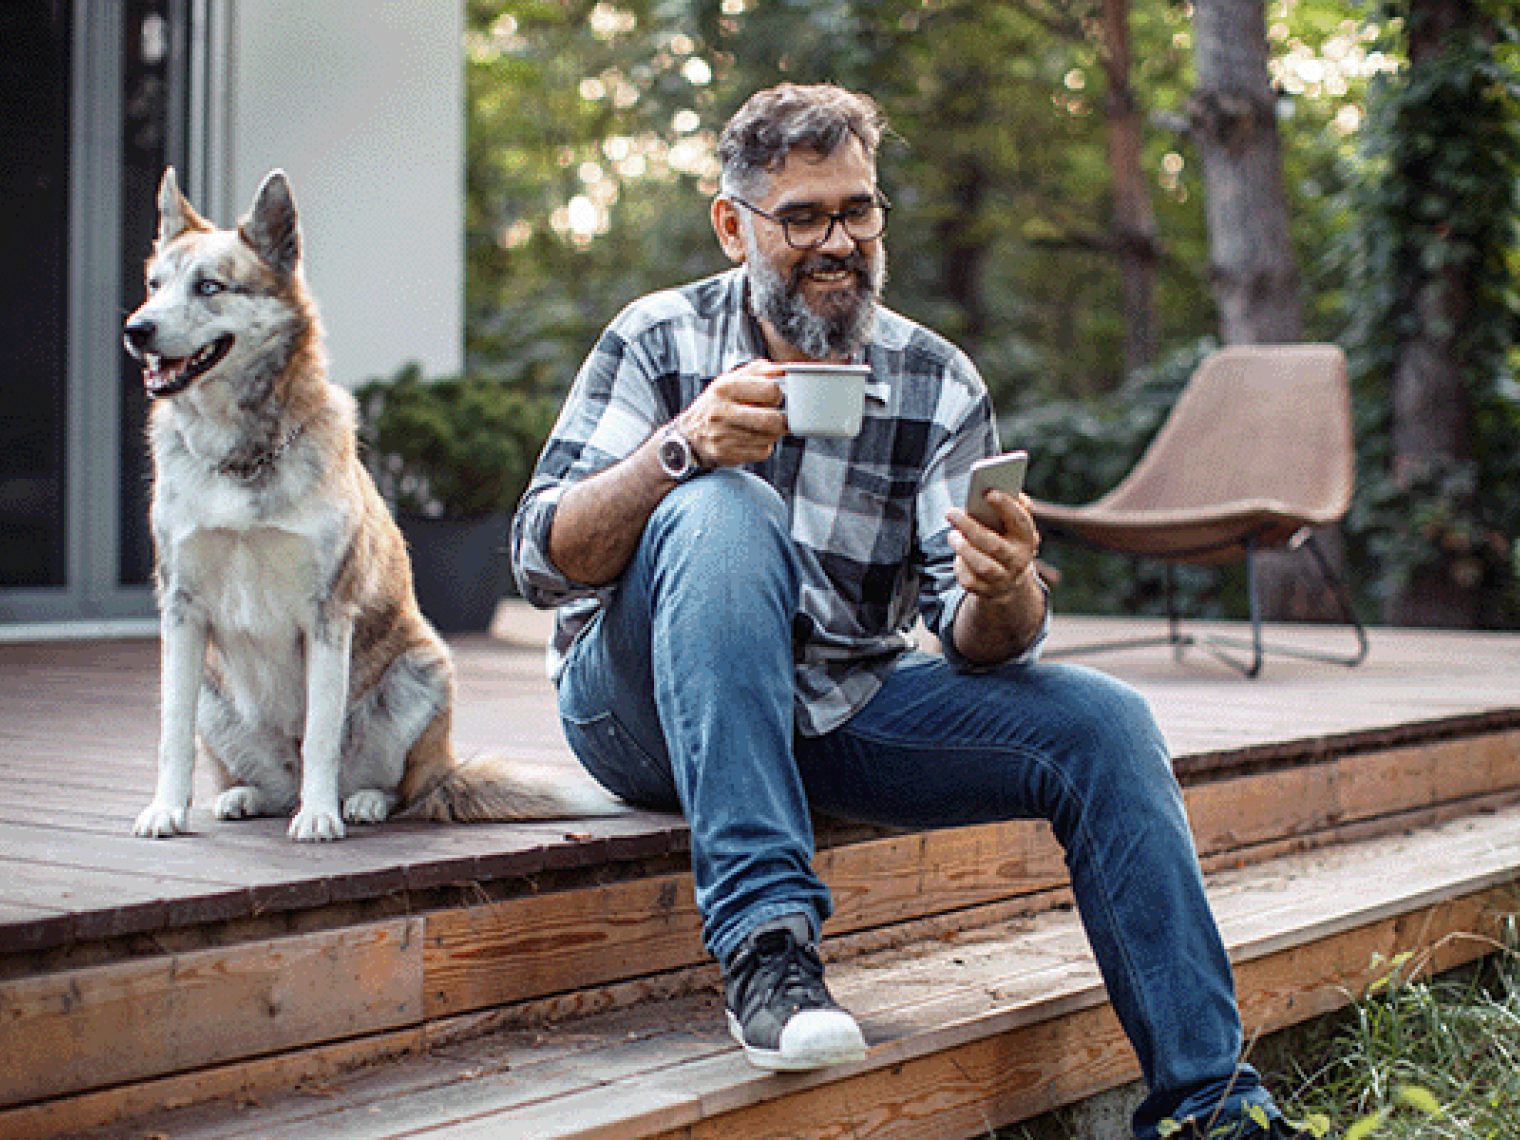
[398,753,624,823]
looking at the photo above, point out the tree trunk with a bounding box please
[1383,0,1482,628]
[1189,0,1347,622]
[936,155,988,349]
[1188,0,1301,343]
[1098,0,1160,376]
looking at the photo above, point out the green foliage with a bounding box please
[465,0,729,397]
[1332,1,1520,625]
[356,363,559,519]
[1267,931,1520,1137]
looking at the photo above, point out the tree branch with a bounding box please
[1001,0,1092,42]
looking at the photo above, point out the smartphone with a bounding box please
[966,450,1029,527]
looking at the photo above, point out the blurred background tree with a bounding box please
[461,0,1520,628]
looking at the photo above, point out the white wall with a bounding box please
[226,0,464,387]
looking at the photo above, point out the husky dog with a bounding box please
[124,168,610,841]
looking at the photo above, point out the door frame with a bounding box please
[1,0,225,635]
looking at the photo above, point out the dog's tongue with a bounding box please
[144,355,189,393]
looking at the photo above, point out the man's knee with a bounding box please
[1033,665,1170,780]
[655,468,787,531]
[633,469,800,620]
[649,470,793,564]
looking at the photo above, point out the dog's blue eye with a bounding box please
[196,279,225,297]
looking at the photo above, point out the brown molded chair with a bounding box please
[1029,343,1368,677]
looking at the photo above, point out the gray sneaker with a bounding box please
[723,914,867,1071]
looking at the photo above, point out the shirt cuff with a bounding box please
[511,485,606,609]
[937,580,1050,672]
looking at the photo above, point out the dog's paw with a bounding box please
[289,804,346,842]
[343,789,395,825]
[133,802,190,838]
[214,786,265,820]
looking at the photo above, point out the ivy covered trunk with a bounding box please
[1381,0,1488,628]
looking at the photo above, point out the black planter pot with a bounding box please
[397,512,513,634]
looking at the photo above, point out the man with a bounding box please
[511,83,1301,1140]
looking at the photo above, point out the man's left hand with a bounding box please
[944,489,1046,666]
[946,489,1040,600]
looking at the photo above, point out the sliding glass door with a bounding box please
[0,0,195,627]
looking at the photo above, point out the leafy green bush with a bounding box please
[356,363,559,519]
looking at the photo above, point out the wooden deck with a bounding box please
[1,610,1518,1137]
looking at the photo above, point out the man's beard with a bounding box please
[745,230,886,361]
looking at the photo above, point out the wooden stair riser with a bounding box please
[621,887,1511,1140]
[0,729,1514,1121]
[0,919,424,1108]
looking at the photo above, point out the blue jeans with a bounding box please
[555,470,1279,1138]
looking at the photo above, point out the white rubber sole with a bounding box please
[727,1008,868,1072]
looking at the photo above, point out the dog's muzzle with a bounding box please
[123,320,236,399]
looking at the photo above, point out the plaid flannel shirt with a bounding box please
[510,268,1046,736]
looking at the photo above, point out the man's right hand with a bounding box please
[679,360,789,468]
[547,360,789,586]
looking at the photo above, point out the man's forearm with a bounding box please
[547,433,676,586]
[950,568,1047,666]
[544,366,788,587]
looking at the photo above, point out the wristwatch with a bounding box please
[657,423,705,482]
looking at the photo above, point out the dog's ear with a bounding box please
[239,170,301,276]
[156,167,210,246]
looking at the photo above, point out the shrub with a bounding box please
[356,363,559,520]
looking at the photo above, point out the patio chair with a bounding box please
[1028,343,1369,678]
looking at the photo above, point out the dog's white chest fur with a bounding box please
[179,525,320,634]
[173,521,328,741]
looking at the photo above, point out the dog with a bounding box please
[123,167,613,841]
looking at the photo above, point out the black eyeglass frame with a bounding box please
[728,192,892,250]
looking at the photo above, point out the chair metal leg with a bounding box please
[1165,564,1188,664]
[1045,531,1369,677]
[1176,532,1369,677]
[1184,538,1267,677]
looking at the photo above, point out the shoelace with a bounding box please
[750,931,828,1013]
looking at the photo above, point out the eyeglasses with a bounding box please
[729,193,891,250]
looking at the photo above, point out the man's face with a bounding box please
[723,137,886,361]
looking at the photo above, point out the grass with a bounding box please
[1001,920,1520,1139]
[1261,924,1520,1139]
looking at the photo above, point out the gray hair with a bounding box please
[718,83,886,198]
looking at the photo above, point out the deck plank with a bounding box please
[0,616,1516,956]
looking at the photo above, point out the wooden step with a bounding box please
[42,807,1520,1140]
[0,722,1517,1137]
[2,625,1518,1138]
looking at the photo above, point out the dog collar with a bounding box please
[216,422,305,482]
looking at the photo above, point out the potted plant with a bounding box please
[356,363,558,632]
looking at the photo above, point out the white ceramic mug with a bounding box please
[779,363,870,438]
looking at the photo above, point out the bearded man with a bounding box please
[511,84,1302,1140]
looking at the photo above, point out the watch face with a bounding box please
[659,432,693,478]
